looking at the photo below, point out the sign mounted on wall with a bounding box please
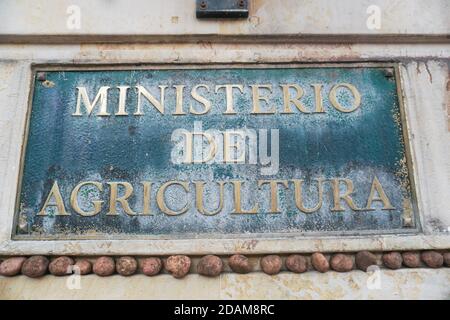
[14,64,418,240]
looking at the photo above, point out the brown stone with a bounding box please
[355,251,377,271]
[115,256,137,276]
[421,251,443,268]
[382,252,403,269]
[49,256,74,276]
[260,255,282,275]
[165,255,191,279]
[443,252,450,267]
[311,252,329,273]
[197,255,223,277]
[0,257,27,276]
[74,259,92,275]
[139,257,162,276]
[228,254,252,274]
[330,254,354,272]
[402,252,421,268]
[21,256,49,278]
[285,254,307,273]
[93,256,115,276]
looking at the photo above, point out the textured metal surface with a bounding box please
[14,64,418,239]
[196,0,248,19]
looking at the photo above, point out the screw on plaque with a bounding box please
[384,68,394,78]
[37,72,46,81]
[196,0,248,19]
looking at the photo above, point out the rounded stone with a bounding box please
[311,252,329,273]
[355,251,377,271]
[443,252,450,267]
[93,256,115,276]
[228,254,252,274]
[285,254,307,273]
[330,254,354,272]
[116,256,138,276]
[421,251,443,268]
[197,255,223,277]
[74,259,92,275]
[139,257,162,276]
[21,256,49,278]
[382,252,403,269]
[165,255,191,279]
[402,252,421,268]
[260,255,282,275]
[0,257,27,276]
[49,256,75,276]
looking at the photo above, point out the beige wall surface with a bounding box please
[0,43,449,256]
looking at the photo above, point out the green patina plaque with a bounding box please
[14,64,418,239]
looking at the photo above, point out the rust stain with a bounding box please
[76,43,363,65]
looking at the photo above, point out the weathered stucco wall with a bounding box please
[1,269,449,300]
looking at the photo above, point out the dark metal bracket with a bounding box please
[196,0,249,19]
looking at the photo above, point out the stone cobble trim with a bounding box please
[0,250,448,278]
